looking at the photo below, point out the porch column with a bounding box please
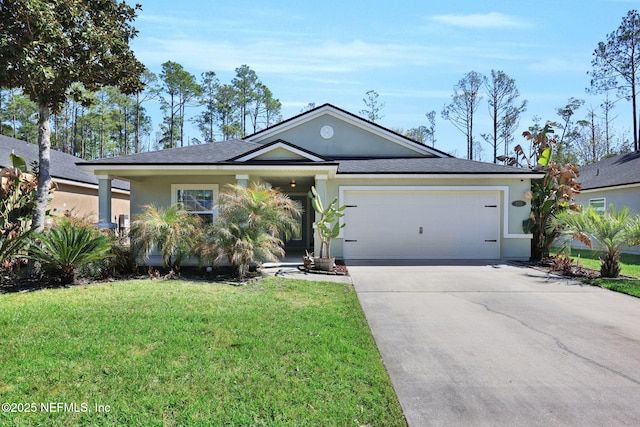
[236,174,249,188]
[313,175,328,256]
[97,175,112,223]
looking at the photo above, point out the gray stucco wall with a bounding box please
[257,115,431,158]
[129,175,237,219]
[571,185,640,255]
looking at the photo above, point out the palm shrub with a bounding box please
[24,224,113,284]
[129,204,202,271]
[555,205,640,278]
[198,183,301,279]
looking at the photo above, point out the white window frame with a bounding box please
[171,184,219,224]
[589,197,606,214]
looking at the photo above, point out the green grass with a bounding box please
[0,278,405,426]
[551,248,640,298]
[551,247,640,278]
[594,278,640,298]
[556,249,640,277]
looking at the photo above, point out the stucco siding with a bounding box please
[576,186,640,215]
[257,115,429,158]
[129,175,237,218]
[572,186,640,255]
[51,183,129,223]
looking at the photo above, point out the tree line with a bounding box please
[393,10,640,165]
[0,63,282,160]
[390,70,632,166]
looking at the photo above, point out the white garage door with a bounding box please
[342,189,501,259]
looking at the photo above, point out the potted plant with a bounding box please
[308,186,346,271]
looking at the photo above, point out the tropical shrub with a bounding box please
[0,154,38,268]
[498,124,581,261]
[308,185,346,261]
[198,183,301,279]
[129,204,202,271]
[24,224,113,284]
[555,205,640,278]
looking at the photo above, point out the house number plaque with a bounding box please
[512,200,526,207]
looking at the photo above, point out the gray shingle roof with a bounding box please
[81,138,537,175]
[337,157,538,174]
[578,152,640,190]
[83,139,261,164]
[0,135,129,191]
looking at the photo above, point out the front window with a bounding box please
[171,184,218,225]
[589,197,606,214]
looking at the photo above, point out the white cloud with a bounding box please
[133,36,462,77]
[431,12,530,29]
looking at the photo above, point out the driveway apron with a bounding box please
[348,261,640,427]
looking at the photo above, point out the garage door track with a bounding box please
[349,261,640,427]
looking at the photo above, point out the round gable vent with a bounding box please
[320,125,334,139]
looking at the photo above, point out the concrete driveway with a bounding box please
[348,261,640,427]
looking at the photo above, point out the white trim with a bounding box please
[234,141,326,162]
[335,173,543,180]
[235,174,249,180]
[171,183,219,222]
[245,104,445,157]
[79,164,338,173]
[315,174,328,181]
[589,197,606,213]
[581,182,640,193]
[52,177,129,195]
[338,185,531,240]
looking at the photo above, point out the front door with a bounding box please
[286,195,311,250]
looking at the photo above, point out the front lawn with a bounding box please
[0,278,405,426]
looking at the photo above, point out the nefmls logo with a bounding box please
[41,402,89,413]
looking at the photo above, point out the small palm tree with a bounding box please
[129,204,202,271]
[199,183,301,279]
[24,225,113,284]
[556,205,640,278]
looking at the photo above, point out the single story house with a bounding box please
[79,104,542,264]
[0,135,130,226]
[575,151,640,254]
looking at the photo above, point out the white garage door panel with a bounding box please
[343,190,500,259]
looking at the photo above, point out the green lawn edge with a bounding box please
[551,248,640,298]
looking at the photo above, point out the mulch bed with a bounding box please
[297,260,349,276]
[1,261,350,294]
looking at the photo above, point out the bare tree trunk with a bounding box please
[135,93,141,153]
[32,102,52,233]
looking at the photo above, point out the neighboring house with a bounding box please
[79,104,542,264]
[0,135,130,225]
[575,151,640,254]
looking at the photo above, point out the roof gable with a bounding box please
[245,103,450,159]
[231,139,329,162]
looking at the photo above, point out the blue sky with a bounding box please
[130,0,640,160]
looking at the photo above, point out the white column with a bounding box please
[313,175,328,256]
[236,174,249,188]
[97,175,112,224]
